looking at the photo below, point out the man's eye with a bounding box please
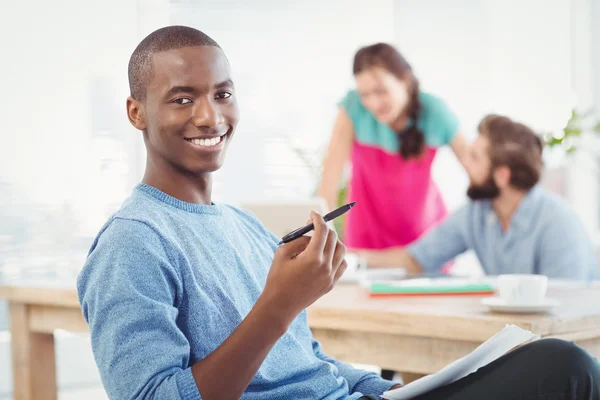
[174,98,192,104]
[216,92,232,100]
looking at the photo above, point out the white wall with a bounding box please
[594,0,600,107]
[0,0,140,211]
[568,0,600,244]
[0,0,154,395]
[594,0,600,254]
[0,0,143,276]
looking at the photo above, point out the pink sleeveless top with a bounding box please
[340,90,459,250]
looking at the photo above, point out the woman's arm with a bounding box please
[317,108,354,211]
[450,132,470,168]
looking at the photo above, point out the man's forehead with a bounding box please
[149,46,230,89]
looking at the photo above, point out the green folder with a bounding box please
[369,279,495,297]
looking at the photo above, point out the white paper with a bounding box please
[382,324,537,400]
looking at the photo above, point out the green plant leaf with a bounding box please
[564,127,582,137]
[334,184,348,240]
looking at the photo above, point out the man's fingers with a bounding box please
[333,259,348,283]
[332,240,346,270]
[306,210,328,256]
[323,229,337,265]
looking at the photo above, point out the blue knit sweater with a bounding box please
[77,184,395,399]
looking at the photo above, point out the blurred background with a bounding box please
[1,0,600,398]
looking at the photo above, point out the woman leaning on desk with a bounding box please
[318,42,469,260]
[318,42,470,381]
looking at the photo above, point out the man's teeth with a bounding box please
[188,136,224,147]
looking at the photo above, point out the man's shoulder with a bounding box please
[514,187,584,240]
[90,191,178,251]
[457,199,491,221]
[112,189,172,225]
[531,187,576,221]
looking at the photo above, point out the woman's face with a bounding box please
[355,66,409,125]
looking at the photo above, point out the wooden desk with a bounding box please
[0,284,85,400]
[1,282,600,400]
[308,283,600,379]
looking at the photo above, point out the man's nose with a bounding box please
[192,98,223,128]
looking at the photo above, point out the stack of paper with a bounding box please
[382,324,538,399]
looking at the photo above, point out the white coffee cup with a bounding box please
[497,274,548,305]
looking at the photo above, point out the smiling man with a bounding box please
[77,25,398,400]
[77,26,600,400]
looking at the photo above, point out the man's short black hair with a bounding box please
[128,25,220,102]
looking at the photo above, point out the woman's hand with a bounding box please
[353,247,423,274]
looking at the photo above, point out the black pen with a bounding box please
[278,202,357,245]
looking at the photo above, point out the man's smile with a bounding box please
[184,131,230,150]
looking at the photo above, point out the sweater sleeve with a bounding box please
[77,217,202,400]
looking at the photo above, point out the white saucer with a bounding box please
[481,297,561,313]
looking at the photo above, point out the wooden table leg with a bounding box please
[9,303,58,400]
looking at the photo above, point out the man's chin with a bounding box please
[193,163,224,174]
[466,186,500,200]
[189,150,229,175]
[184,157,226,175]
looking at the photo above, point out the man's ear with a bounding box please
[126,96,147,131]
[493,165,511,189]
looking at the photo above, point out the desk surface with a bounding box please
[1,281,599,341]
[2,280,600,387]
[308,282,600,341]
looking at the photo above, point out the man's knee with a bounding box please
[526,339,599,378]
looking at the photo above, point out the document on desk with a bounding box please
[382,324,537,400]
